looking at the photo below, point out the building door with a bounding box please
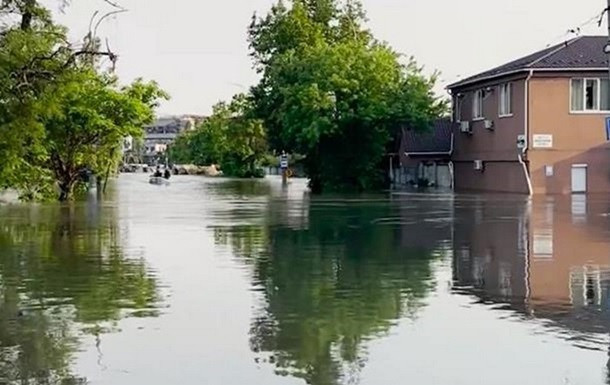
[436,165,452,188]
[571,164,588,193]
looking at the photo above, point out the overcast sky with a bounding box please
[49,0,608,116]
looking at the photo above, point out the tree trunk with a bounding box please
[58,180,75,201]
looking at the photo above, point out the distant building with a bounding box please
[396,119,454,189]
[448,35,610,194]
[143,115,206,163]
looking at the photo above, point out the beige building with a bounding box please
[448,36,610,194]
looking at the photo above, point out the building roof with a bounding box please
[449,36,609,88]
[402,119,454,155]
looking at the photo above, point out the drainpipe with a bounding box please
[519,70,534,196]
[449,132,455,190]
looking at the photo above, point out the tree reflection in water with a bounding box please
[212,185,449,385]
[0,201,161,384]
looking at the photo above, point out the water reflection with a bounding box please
[211,183,452,385]
[0,200,161,384]
[452,195,610,381]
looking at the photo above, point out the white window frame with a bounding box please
[472,90,484,120]
[498,83,513,117]
[570,77,610,113]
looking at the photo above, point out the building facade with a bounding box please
[396,119,454,189]
[448,36,610,195]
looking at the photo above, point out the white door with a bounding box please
[571,165,587,193]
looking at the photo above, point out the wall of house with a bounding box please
[452,75,529,193]
[528,75,610,194]
[454,161,529,193]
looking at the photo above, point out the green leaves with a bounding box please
[248,0,445,192]
[171,94,268,178]
[0,2,168,200]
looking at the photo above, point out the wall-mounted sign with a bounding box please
[533,134,553,149]
[545,165,554,177]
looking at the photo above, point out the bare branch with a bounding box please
[88,10,100,36]
[93,8,127,38]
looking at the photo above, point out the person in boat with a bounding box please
[163,167,171,179]
[153,166,162,178]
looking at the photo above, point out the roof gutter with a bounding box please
[519,69,534,196]
[405,151,452,156]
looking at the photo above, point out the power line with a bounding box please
[546,8,607,47]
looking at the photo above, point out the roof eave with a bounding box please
[448,66,610,90]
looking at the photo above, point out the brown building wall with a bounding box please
[528,75,610,194]
[453,77,526,162]
[454,161,529,193]
[452,75,529,193]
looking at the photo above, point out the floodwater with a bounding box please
[1,175,610,385]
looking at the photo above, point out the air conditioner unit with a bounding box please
[484,119,494,130]
[460,121,472,134]
[474,160,484,171]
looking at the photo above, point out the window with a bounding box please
[454,96,462,122]
[499,83,512,116]
[571,78,610,112]
[472,90,484,119]
[585,79,598,110]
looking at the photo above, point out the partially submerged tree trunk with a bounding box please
[58,179,75,201]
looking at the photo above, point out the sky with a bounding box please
[49,0,610,116]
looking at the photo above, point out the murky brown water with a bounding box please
[1,174,610,385]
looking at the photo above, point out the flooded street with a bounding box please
[1,174,610,384]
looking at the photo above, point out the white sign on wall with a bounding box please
[533,134,553,149]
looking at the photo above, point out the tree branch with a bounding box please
[102,0,125,10]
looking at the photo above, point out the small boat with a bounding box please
[149,176,170,185]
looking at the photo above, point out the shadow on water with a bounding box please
[209,180,453,385]
[0,194,162,384]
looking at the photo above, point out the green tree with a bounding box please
[41,72,167,200]
[248,0,445,192]
[171,94,267,178]
[0,0,167,201]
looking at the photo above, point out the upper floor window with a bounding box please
[571,78,610,112]
[499,83,512,116]
[454,96,462,122]
[472,90,484,119]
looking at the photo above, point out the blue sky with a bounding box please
[50,0,609,115]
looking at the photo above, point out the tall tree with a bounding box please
[248,0,445,192]
[0,0,168,200]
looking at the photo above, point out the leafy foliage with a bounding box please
[248,0,446,192]
[0,0,167,201]
[171,94,267,178]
